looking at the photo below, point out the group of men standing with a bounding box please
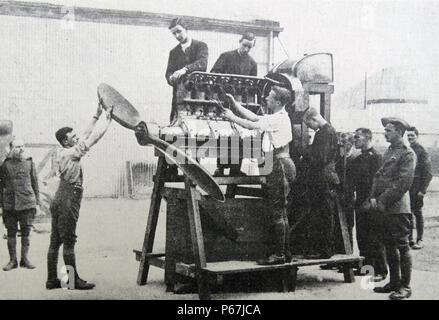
[165,17,258,123]
[163,17,433,300]
[0,16,433,300]
[165,18,297,268]
[333,121,432,300]
[0,105,113,291]
[0,16,258,293]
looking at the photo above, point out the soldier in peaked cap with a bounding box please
[367,117,415,300]
[380,117,410,130]
[0,137,39,271]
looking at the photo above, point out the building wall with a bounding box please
[0,12,274,197]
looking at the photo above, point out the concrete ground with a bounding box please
[0,194,439,300]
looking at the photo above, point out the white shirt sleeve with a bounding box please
[257,110,292,149]
[62,139,89,160]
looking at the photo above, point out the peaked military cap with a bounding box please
[381,117,410,130]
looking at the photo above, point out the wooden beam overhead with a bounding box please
[0,1,283,36]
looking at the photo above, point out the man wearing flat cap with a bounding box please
[367,117,415,300]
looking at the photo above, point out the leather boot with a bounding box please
[400,245,412,290]
[389,287,412,300]
[385,245,401,290]
[20,236,35,269]
[257,219,287,265]
[257,254,286,265]
[374,282,399,293]
[63,246,95,290]
[412,240,424,250]
[74,277,96,290]
[3,237,18,271]
[46,241,62,289]
[273,219,286,256]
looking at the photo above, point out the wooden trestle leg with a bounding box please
[335,196,355,283]
[137,156,167,285]
[184,178,211,300]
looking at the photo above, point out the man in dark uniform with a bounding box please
[46,103,112,290]
[351,128,387,281]
[406,126,433,250]
[335,132,356,248]
[166,17,208,123]
[211,32,257,76]
[300,107,340,259]
[369,117,415,300]
[321,132,355,270]
[210,32,257,177]
[222,86,296,265]
[0,138,39,271]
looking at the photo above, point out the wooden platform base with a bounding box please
[134,250,363,295]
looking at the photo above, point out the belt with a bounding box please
[274,152,290,159]
[59,180,83,190]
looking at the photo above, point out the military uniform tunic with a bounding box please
[371,140,415,215]
[291,123,340,258]
[370,140,415,290]
[351,147,387,276]
[0,156,39,237]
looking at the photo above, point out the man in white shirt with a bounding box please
[222,86,296,265]
[46,103,112,290]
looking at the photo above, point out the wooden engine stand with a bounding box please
[134,64,363,300]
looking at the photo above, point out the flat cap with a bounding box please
[381,117,410,130]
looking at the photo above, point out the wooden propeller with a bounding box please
[97,83,225,202]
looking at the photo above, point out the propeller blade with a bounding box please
[145,130,225,202]
[97,83,141,130]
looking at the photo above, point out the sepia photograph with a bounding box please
[1,0,439,303]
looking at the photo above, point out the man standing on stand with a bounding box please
[211,32,258,177]
[211,32,257,76]
[222,86,296,265]
[165,17,208,123]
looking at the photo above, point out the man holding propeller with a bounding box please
[46,102,112,290]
